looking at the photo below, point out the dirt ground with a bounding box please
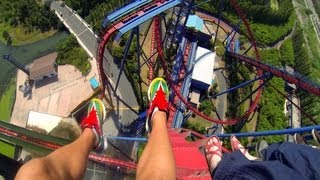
[10,57,99,127]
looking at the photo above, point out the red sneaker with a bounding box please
[80,98,107,152]
[146,78,169,132]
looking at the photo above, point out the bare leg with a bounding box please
[15,128,95,180]
[137,111,176,179]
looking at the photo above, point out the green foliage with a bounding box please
[110,33,144,108]
[183,120,207,134]
[137,142,147,159]
[199,99,213,116]
[305,8,313,15]
[250,13,295,46]
[0,140,15,158]
[0,0,58,32]
[259,49,281,67]
[293,25,311,76]
[215,39,225,57]
[279,38,294,66]
[56,35,91,75]
[197,0,295,46]
[292,23,320,125]
[0,77,16,122]
[2,30,9,40]
[255,48,287,143]
[197,0,293,24]
[312,0,320,18]
[65,0,127,31]
[257,78,286,143]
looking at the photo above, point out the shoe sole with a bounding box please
[312,129,320,145]
[89,98,107,123]
[89,98,107,151]
[147,77,168,101]
[146,77,168,133]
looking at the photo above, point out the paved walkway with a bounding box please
[11,58,98,127]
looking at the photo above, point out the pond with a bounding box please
[0,31,68,95]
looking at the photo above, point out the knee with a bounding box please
[15,159,48,179]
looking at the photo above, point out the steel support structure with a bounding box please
[212,73,271,98]
[213,0,224,49]
[115,30,135,93]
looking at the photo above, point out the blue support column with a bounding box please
[243,44,253,56]
[135,26,144,108]
[115,30,135,93]
[213,0,224,49]
[225,21,241,52]
[212,73,271,98]
[234,77,270,108]
[222,20,242,45]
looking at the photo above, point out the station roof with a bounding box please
[27,111,63,133]
[186,15,204,32]
[192,47,215,86]
[29,53,57,79]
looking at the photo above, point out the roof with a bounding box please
[89,77,100,89]
[190,89,201,105]
[29,53,57,79]
[192,47,215,86]
[186,15,204,32]
[27,111,63,133]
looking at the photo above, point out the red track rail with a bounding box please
[0,125,137,170]
[148,20,156,84]
[228,52,320,96]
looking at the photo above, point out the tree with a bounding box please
[2,30,9,40]
[199,99,213,116]
[6,36,12,46]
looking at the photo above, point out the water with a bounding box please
[0,31,68,95]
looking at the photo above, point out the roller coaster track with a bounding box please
[148,19,156,84]
[0,122,137,170]
[226,51,320,96]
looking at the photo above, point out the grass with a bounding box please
[0,23,57,46]
[137,142,147,160]
[270,0,279,11]
[0,140,15,158]
[0,77,16,122]
[187,115,212,131]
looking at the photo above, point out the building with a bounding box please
[29,53,58,82]
[191,46,215,91]
[186,15,212,42]
[186,15,204,32]
[27,111,63,134]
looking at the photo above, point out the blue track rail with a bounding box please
[216,125,320,138]
[107,125,320,141]
[115,0,181,40]
[103,0,152,28]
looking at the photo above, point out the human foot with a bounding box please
[231,135,257,160]
[205,136,222,173]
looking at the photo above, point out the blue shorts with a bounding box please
[213,142,320,180]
